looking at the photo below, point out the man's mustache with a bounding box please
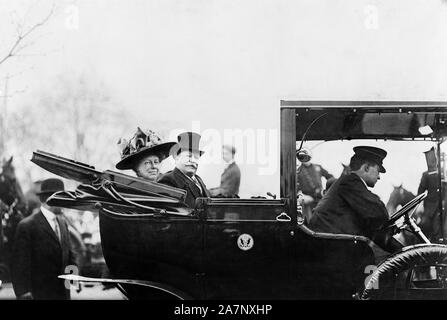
[185,163,198,168]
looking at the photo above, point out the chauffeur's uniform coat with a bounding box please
[309,173,388,239]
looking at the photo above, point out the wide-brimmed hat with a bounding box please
[116,128,176,170]
[36,178,65,195]
[353,146,387,173]
[169,132,205,157]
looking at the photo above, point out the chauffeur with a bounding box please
[309,146,401,252]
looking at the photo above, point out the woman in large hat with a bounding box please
[116,128,176,182]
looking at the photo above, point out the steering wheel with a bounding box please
[384,191,428,228]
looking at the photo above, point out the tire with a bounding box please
[361,244,447,300]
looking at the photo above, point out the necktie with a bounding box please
[53,216,61,242]
[191,176,203,194]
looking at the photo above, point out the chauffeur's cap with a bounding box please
[353,146,387,173]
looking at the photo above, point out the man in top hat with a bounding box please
[308,146,401,252]
[11,178,77,300]
[116,127,176,182]
[157,132,210,207]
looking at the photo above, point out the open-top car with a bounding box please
[31,101,447,299]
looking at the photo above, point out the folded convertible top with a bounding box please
[31,150,189,209]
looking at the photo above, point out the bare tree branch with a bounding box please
[0,3,55,66]
[10,86,28,97]
[2,65,36,80]
[15,40,36,53]
[15,21,24,38]
[13,53,47,58]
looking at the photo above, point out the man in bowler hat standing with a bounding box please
[309,146,401,252]
[11,178,77,300]
[158,132,210,207]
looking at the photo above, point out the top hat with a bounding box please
[353,146,387,173]
[169,132,205,157]
[116,127,176,170]
[36,178,65,195]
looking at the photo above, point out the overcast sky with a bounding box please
[2,0,447,200]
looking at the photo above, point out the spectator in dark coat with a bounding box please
[309,146,401,252]
[11,178,77,300]
[158,132,210,207]
[418,171,440,216]
[296,161,334,221]
[210,145,241,197]
[416,147,446,241]
[417,173,447,241]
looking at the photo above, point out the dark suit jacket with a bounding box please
[210,162,241,197]
[296,163,333,200]
[157,168,210,208]
[309,173,389,240]
[418,171,441,215]
[11,210,76,299]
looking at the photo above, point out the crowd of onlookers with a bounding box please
[64,209,107,274]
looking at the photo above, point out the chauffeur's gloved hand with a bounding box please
[302,194,315,205]
[373,228,404,253]
[394,216,407,231]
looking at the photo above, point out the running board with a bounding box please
[58,274,191,300]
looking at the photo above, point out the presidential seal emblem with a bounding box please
[237,233,254,251]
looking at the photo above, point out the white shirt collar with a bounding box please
[177,168,201,187]
[358,176,369,189]
[41,205,57,231]
[41,205,56,220]
[177,167,195,180]
[224,159,235,169]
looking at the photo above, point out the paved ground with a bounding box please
[0,282,126,300]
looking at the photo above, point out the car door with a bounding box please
[200,198,296,299]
